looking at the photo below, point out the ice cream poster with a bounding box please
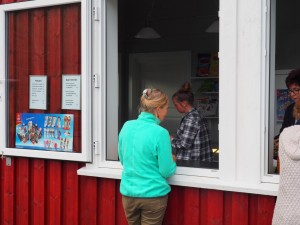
[277,89,293,122]
[15,113,74,151]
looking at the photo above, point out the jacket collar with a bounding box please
[138,112,161,124]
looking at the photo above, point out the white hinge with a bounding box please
[93,141,100,155]
[93,74,100,88]
[1,151,11,166]
[265,3,268,14]
[93,6,100,21]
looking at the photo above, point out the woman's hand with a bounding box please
[172,154,177,162]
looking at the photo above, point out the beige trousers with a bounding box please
[122,195,168,225]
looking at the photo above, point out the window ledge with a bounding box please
[77,167,279,196]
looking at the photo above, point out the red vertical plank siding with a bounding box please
[164,186,184,224]
[2,0,14,4]
[79,176,97,225]
[98,179,119,225]
[61,4,81,153]
[15,10,30,113]
[46,7,62,113]
[31,159,45,225]
[249,195,258,225]
[31,9,45,76]
[182,187,200,224]
[5,12,16,225]
[0,158,15,225]
[223,192,233,225]
[46,161,62,225]
[205,189,224,225]
[0,161,278,225]
[15,158,30,225]
[115,181,128,225]
[62,5,81,73]
[62,162,79,225]
[231,192,249,225]
[30,8,46,112]
[8,13,17,148]
[0,160,2,224]
[199,188,209,225]
[256,195,276,225]
[13,8,31,225]
[30,9,46,225]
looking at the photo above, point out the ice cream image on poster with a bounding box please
[15,113,74,152]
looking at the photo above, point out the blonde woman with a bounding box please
[118,88,176,225]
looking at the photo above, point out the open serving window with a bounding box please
[0,0,92,161]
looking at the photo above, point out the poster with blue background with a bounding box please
[277,89,293,122]
[16,113,74,151]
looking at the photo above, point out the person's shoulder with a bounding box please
[151,124,169,137]
[193,108,208,121]
[123,119,135,125]
[281,125,300,140]
[280,125,300,159]
[121,119,136,129]
[187,108,200,117]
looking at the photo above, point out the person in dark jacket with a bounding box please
[274,69,300,169]
[276,69,300,139]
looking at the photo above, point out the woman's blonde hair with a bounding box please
[139,88,168,113]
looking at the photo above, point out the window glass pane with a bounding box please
[269,0,300,174]
[107,0,219,169]
[7,3,82,153]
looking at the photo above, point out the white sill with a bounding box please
[77,167,279,196]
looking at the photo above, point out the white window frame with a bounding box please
[78,0,279,195]
[261,0,279,184]
[0,0,92,162]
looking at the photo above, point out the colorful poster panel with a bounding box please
[15,113,74,152]
[277,89,293,122]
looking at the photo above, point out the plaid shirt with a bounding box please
[171,108,212,161]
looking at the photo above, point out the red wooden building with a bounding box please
[0,0,288,224]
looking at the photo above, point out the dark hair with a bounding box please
[286,69,300,88]
[172,82,194,106]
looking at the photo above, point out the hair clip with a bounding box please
[143,88,151,99]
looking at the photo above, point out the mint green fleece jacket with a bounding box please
[118,112,177,198]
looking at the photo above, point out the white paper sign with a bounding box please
[29,75,47,110]
[62,75,81,110]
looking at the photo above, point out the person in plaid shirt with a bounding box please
[171,82,212,161]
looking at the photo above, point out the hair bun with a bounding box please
[143,88,152,99]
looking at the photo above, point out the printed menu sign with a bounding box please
[62,75,81,110]
[29,75,47,110]
[15,113,74,152]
